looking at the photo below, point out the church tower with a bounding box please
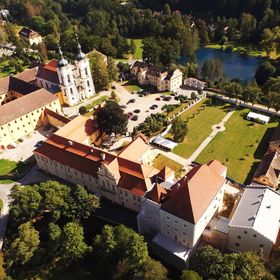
[74,34,95,99]
[56,46,79,106]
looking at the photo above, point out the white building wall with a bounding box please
[137,198,161,234]
[159,183,225,248]
[228,227,273,260]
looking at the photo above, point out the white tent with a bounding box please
[247,112,270,124]
[153,136,177,151]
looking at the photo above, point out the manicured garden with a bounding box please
[197,108,279,184]
[153,154,184,179]
[170,99,231,158]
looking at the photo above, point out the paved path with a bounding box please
[186,109,235,164]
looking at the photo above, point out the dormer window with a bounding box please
[67,75,71,83]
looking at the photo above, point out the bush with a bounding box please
[79,106,89,115]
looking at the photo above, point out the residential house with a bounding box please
[131,61,183,92]
[184,77,206,90]
[19,27,42,46]
[228,186,280,259]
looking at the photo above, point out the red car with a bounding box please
[127,112,133,119]
[155,97,161,101]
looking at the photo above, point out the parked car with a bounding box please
[127,112,133,119]
[134,109,141,113]
[127,98,136,104]
[155,97,161,101]
[153,104,158,108]
[111,85,116,89]
[163,96,172,101]
[131,115,138,121]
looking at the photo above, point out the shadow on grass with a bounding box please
[253,127,275,159]
[244,161,260,185]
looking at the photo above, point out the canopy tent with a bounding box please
[247,112,270,124]
[153,136,178,151]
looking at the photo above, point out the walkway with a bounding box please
[186,109,235,164]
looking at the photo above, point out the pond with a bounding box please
[179,47,264,82]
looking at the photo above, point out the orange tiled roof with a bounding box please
[146,183,167,203]
[161,163,225,224]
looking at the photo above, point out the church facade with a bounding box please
[36,36,96,106]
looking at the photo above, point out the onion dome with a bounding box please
[57,45,68,68]
[75,34,86,61]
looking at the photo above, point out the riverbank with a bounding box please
[205,43,279,60]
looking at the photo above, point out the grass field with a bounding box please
[205,43,279,59]
[197,108,279,184]
[170,99,231,159]
[153,154,184,178]
[132,39,143,59]
[86,96,108,110]
[0,159,17,176]
[122,81,144,93]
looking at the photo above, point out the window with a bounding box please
[235,243,239,247]
[70,88,73,95]
[253,234,257,238]
[85,68,88,75]
[67,75,71,83]
[237,236,241,239]
[260,244,263,248]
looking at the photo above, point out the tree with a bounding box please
[69,184,100,220]
[194,245,275,280]
[61,222,90,263]
[142,37,161,64]
[88,52,110,91]
[163,3,171,16]
[142,257,169,280]
[110,91,119,102]
[239,13,257,43]
[242,86,261,105]
[260,27,280,56]
[0,253,6,280]
[223,81,243,101]
[138,113,167,137]
[97,101,128,135]
[170,118,188,143]
[48,223,61,256]
[38,42,48,63]
[107,57,119,82]
[255,62,276,86]
[93,224,151,279]
[201,58,222,81]
[7,222,40,266]
[181,270,202,280]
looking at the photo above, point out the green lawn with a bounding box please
[0,159,17,176]
[132,39,143,59]
[122,81,144,93]
[197,108,279,184]
[153,154,184,179]
[205,43,279,59]
[86,96,108,110]
[170,99,231,158]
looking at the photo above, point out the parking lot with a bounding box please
[114,83,181,132]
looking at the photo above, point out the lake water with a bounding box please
[179,47,264,81]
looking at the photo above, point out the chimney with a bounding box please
[100,153,105,161]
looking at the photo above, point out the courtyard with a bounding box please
[196,108,278,184]
[170,99,231,158]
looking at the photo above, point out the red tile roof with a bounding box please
[146,183,167,203]
[36,60,59,84]
[161,163,225,224]
[34,133,156,196]
[207,160,227,176]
